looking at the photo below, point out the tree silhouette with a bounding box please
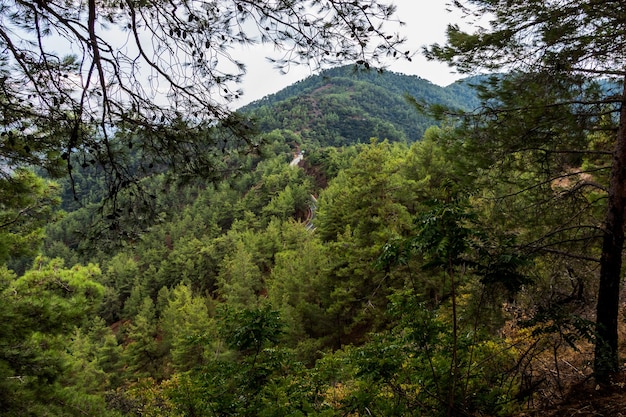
[1,0,408,200]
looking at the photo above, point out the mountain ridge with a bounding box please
[239,65,482,145]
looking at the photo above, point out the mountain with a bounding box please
[240,65,482,146]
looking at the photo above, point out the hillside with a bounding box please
[9,62,622,416]
[240,65,481,145]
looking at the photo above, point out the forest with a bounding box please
[3,1,626,416]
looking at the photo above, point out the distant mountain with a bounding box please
[240,65,482,146]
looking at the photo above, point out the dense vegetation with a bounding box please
[1,114,613,415]
[4,0,626,415]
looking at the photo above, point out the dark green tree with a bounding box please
[170,306,287,416]
[314,141,416,344]
[217,239,264,308]
[426,0,626,382]
[268,221,332,349]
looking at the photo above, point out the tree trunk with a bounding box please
[594,75,626,382]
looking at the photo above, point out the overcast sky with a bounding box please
[231,0,464,107]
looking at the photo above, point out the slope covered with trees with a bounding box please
[33,130,532,416]
[14,121,613,416]
[4,0,626,415]
[3,87,625,416]
[241,65,482,145]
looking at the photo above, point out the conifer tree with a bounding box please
[426,0,626,381]
[0,258,105,415]
[0,169,60,265]
[217,239,263,308]
[122,297,164,381]
[161,284,214,371]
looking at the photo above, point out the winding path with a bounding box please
[289,152,316,230]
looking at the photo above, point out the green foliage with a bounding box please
[268,223,332,347]
[426,0,626,382]
[316,140,414,243]
[219,306,284,356]
[161,284,215,371]
[1,0,408,224]
[0,169,61,269]
[217,239,264,308]
[11,58,612,414]
[339,290,521,416]
[122,297,167,381]
[123,278,149,320]
[412,199,478,269]
[4,0,594,411]
[0,258,112,416]
[167,306,292,416]
[101,252,141,320]
[64,322,117,393]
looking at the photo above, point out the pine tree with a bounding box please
[426,0,626,381]
[0,258,105,415]
[0,169,61,266]
[122,297,164,381]
[161,284,214,371]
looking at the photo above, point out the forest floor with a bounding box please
[519,373,626,417]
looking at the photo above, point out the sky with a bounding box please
[232,0,464,107]
[34,1,465,111]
